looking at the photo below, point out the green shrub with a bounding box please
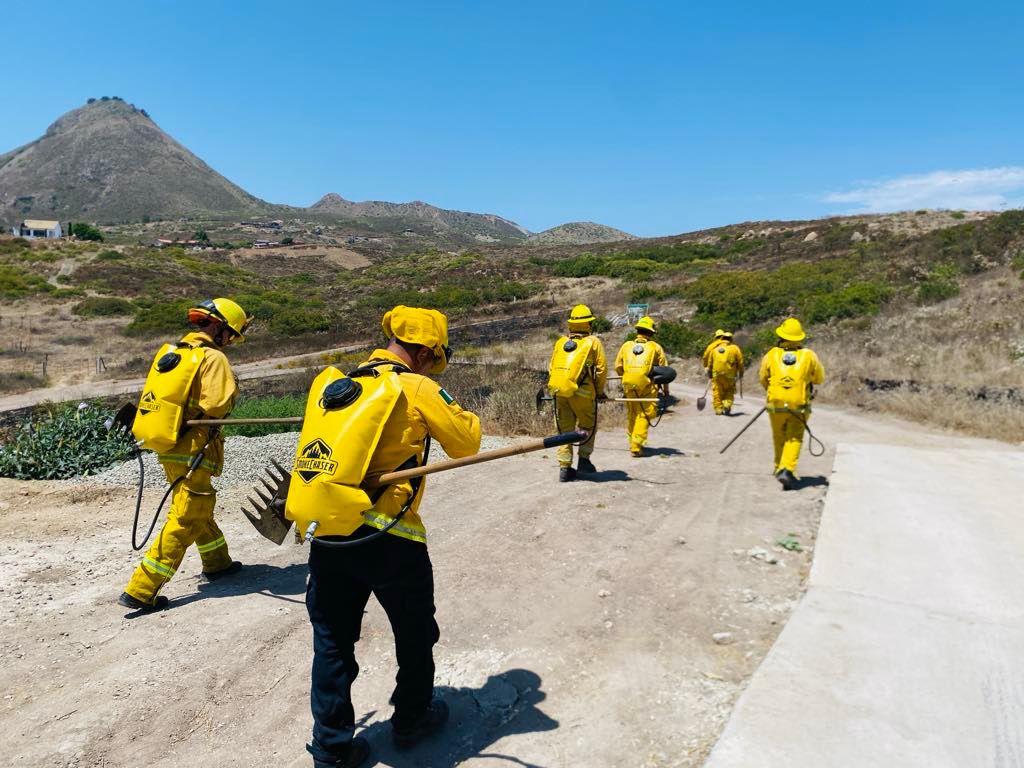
[950,211,966,220]
[0,265,53,298]
[72,296,135,317]
[0,402,132,480]
[656,320,707,358]
[0,237,31,254]
[123,299,191,337]
[916,264,960,304]
[591,315,613,333]
[0,371,46,394]
[70,222,104,241]
[552,254,604,277]
[222,394,306,437]
[95,249,124,261]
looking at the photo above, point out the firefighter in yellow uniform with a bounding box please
[547,304,607,481]
[614,316,667,457]
[294,306,482,766]
[119,298,252,612]
[758,317,825,491]
[702,330,744,415]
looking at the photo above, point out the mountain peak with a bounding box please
[0,98,264,223]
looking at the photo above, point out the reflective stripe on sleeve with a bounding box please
[360,512,427,544]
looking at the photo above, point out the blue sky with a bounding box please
[2,1,1022,236]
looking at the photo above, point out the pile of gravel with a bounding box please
[86,432,512,490]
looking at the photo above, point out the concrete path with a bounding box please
[704,442,1024,768]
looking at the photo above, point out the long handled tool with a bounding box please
[186,416,303,427]
[534,389,658,412]
[719,406,766,454]
[696,380,711,411]
[241,431,587,545]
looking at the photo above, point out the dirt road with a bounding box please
[0,388,1008,768]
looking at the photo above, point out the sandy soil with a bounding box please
[0,387,1009,768]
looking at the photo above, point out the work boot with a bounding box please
[559,466,577,482]
[724,406,732,415]
[393,698,449,750]
[311,736,370,768]
[577,457,597,475]
[776,469,797,491]
[202,560,243,582]
[118,592,169,613]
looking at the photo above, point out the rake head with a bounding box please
[240,459,294,545]
[107,402,138,442]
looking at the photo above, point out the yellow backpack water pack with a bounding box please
[132,343,207,454]
[712,343,738,377]
[621,339,657,389]
[547,335,596,397]
[285,364,405,537]
[766,347,813,412]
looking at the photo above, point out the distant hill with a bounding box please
[309,192,530,243]
[0,99,631,242]
[0,98,267,223]
[528,221,636,245]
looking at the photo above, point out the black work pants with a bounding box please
[305,527,439,763]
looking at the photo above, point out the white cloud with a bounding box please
[825,167,1024,213]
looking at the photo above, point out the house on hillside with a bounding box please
[12,219,63,239]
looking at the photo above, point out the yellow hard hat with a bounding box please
[721,330,734,339]
[382,305,451,374]
[635,316,656,334]
[775,317,806,342]
[568,303,596,324]
[188,298,253,340]
[714,329,726,338]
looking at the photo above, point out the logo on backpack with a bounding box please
[295,438,339,483]
[138,390,161,413]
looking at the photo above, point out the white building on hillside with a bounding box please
[12,220,63,239]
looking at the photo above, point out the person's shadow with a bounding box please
[358,668,558,767]
[792,475,829,490]
[644,446,685,457]
[177,562,309,607]
[579,469,631,483]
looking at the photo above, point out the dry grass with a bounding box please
[814,267,1024,442]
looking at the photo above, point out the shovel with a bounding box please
[534,389,659,413]
[241,431,587,545]
[696,381,711,411]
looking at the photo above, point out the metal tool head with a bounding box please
[240,459,294,545]
[107,402,138,442]
[535,388,553,413]
[696,396,707,411]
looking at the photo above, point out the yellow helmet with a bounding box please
[188,298,253,341]
[721,330,734,340]
[382,305,452,374]
[568,304,596,326]
[775,317,806,342]
[714,328,726,338]
[635,316,656,334]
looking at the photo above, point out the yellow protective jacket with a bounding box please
[614,337,667,391]
[160,331,238,475]
[758,344,824,413]
[359,348,482,543]
[702,340,744,378]
[548,332,607,399]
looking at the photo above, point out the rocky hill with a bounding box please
[0,100,632,244]
[0,98,267,223]
[528,221,636,244]
[309,192,530,243]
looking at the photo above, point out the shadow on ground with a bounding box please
[579,469,631,483]
[177,562,308,608]
[359,668,558,768]
[792,475,829,490]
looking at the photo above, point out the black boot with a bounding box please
[118,592,169,613]
[776,469,796,491]
[559,466,577,482]
[577,457,597,475]
[202,560,243,582]
[393,698,449,749]
[311,736,370,768]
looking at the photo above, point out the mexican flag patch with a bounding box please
[439,388,455,405]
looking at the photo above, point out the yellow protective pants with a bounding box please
[712,375,737,414]
[124,465,232,604]
[624,385,658,454]
[769,411,807,475]
[555,394,597,467]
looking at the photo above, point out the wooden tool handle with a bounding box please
[367,431,584,487]
[186,417,304,426]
